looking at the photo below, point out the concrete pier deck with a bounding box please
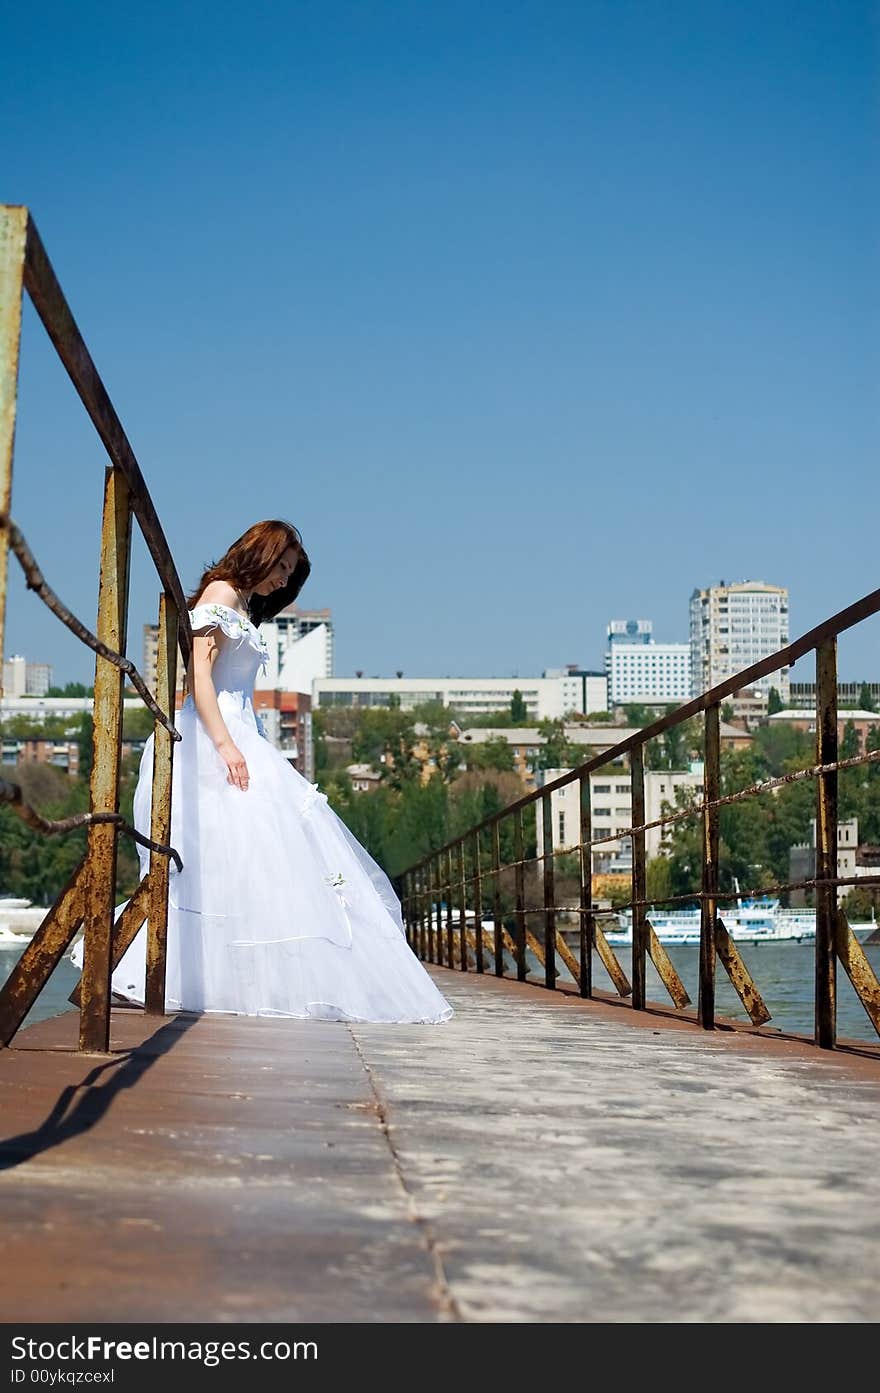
[1,967,878,1324]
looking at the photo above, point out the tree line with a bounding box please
[3,686,878,916]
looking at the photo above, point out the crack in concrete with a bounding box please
[348,1026,462,1323]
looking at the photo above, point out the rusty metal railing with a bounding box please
[0,204,191,1053]
[399,593,880,1051]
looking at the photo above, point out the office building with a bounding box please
[689,581,789,701]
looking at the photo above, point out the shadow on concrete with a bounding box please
[0,1014,199,1172]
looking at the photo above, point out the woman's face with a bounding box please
[252,544,300,597]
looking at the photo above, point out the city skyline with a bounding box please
[6,571,880,693]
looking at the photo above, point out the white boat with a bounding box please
[607,898,877,947]
[0,896,48,945]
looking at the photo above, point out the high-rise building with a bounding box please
[607,619,653,647]
[25,662,53,696]
[2,654,53,697]
[143,604,333,697]
[689,580,789,701]
[2,654,26,697]
[256,605,333,693]
[605,620,691,706]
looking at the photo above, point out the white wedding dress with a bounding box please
[71,601,453,1024]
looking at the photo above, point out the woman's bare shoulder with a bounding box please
[192,580,241,611]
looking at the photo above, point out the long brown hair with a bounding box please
[187,519,311,625]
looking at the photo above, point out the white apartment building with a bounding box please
[2,655,53,697]
[542,667,608,715]
[689,580,789,702]
[143,603,333,698]
[536,766,705,874]
[259,623,329,694]
[1,696,145,723]
[607,642,691,706]
[314,673,604,720]
[257,609,333,694]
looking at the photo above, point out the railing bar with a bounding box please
[630,747,647,1011]
[21,212,192,665]
[815,640,838,1048]
[699,705,720,1030]
[2,514,180,737]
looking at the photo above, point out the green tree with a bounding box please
[76,714,94,783]
[457,708,517,729]
[753,722,813,777]
[2,714,79,739]
[839,720,862,822]
[46,682,93,698]
[533,719,574,772]
[0,764,90,904]
[383,776,450,875]
[344,707,420,790]
[842,884,880,923]
[858,683,875,712]
[410,701,457,735]
[122,706,154,741]
[510,689,527,723]
[767,686,784,715]
[646,855,673,905]
[465,737,515,773]
[622,703,651,728]
[859,726,880,842]
[660,712,700,770]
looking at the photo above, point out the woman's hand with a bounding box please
[216,738,250,791]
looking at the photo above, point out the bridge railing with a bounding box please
[399,595,880,1050]
[0,204,189,1052]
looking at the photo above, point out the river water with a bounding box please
[3,937,879,1045]
[557,937,880,1044]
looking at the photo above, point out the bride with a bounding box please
[72,519,453,1024]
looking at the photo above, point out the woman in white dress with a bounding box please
[73,519,453,1024]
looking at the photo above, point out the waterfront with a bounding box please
[3,937,879,1044]
[0,944,81,1030]
[556,938,880,1045]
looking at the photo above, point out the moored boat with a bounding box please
[606,898,876,947]
[0,897,49,944]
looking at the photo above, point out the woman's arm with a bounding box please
[189,584,250,792]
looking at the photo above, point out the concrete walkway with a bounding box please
[1,968,878,1323]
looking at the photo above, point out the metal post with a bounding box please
[492,821,503,976]
[472,830,484,974]
[513,808,527,980]
[579,771,593,998]
[457,841,468,971]
[430,858,438,962]
[699,704,720,1029]
[0,207,27,682]
[145,592,178,1015]
[630,745,648,1011]
[79,466,132,1053]
[542,792,556,990]
[445,847,455,968]
[816,640,838,1048]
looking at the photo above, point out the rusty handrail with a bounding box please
[399,588,880,1052]
[0,204,187,1051]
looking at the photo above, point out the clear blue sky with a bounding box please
[3,1,877,687]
